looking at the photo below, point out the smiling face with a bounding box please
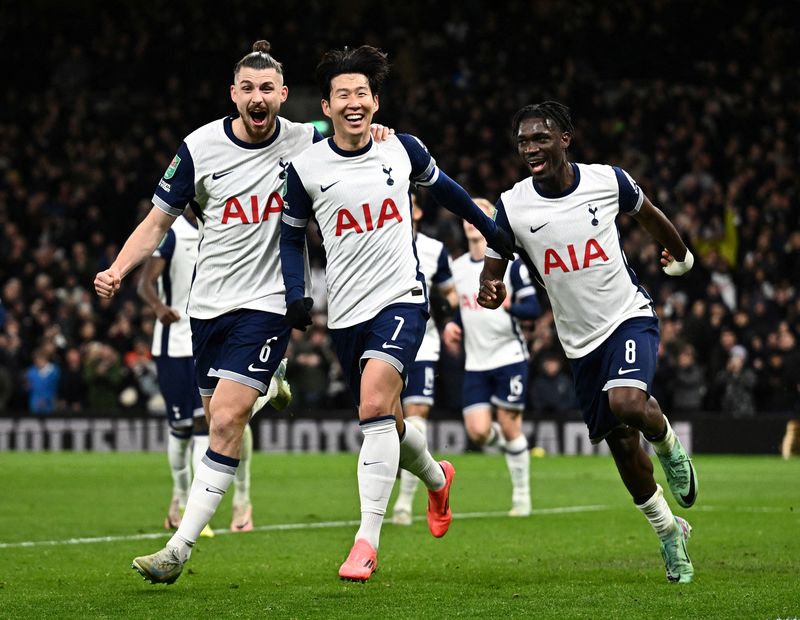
[516,116,572,190]
[230,67,288,143]
[321,73,378,149]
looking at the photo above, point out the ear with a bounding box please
[230,84,236,103]
[280,85,288,103]
[561,132,572,148]
[321,99,331,119]
[373,94,380,113]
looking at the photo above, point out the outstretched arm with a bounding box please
[94,207,176,299]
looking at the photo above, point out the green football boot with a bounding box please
[656,437,698,508]
[660,516,694,584]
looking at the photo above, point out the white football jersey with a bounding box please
[414,232,453,362]
[285,135,433,328]
[152,116,316,319]
[452,255,532,371]
[150,214,197,357]
[488,163,655,358]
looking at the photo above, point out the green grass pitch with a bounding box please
[1,452,798,619]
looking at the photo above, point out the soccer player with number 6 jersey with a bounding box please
[444,198,541,517]
[280,45,515,582]
[479,101,698,584]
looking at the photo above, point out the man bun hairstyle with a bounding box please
[512,100,574,138]
[315,45,390,100]
[234,39,284,78]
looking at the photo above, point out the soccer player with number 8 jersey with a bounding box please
[479,101,698,584]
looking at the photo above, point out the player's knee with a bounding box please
[608,389,647,425]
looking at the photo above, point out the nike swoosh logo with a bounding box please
[362,461,384,466]
[205,487,224,495]
[422,389,434,396]
[680,464,697,506]
[617,368,641,375]
[247,363,271,373]
[381,342,402,350]
[212,170,235,180]
[320,181,341,192]
[530,223,549,233]
[507,395,520,402]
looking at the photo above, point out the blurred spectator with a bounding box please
[286,325,336,410]
[713,345,757,417]
[58,347,87,412]
[530,354,577,414]
[83,343,126,411]
[669,344,707,414]
[24,348,61,414]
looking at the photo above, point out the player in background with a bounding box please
[443,198,541,517]
[95,40,393,585]
[478,101,698,583]
[136,207,291,536]
[280,45,515,582]
[391,194,457,526]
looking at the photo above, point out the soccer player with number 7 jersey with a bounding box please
[280,45,515,582]
[479,101,698,584]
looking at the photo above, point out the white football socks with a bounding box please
[354,417,399,549]
[191,433,209,475]
[399,416,445,491]
[504,434,530,506]
[167,433,191,507]
[170,449,238,561]
[395,416,427,511]
[232,424,252,508]
[635,484,677,540]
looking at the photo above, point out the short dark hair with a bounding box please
[315,45,390,100]
[511,101,574,138]
[233,40,284,79]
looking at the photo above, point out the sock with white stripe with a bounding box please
[399,416,445,491]
[646,415,677,455]
[169,449,238,561]
[354,417,399,549]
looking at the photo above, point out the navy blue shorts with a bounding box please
[569,316,660,443]
[462,360,529,414]
[330,303,428,406]
[401,360,436,407]
[154,356,204,431]
[191,309,290,397]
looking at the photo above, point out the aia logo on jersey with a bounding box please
[336,198,403,236]
[221,192,284,224]
[543,239,609,274]
[461,293,483,311]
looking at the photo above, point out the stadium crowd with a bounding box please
[0,1,798,417]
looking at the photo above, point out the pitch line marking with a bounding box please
[1,504,789,550]
[0,504,611,550]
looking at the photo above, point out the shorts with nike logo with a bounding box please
[462,360,529,414]
[569,316,659,443]
[191,309,290,397]
[402,360,437,407]
[329,302,428,406]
